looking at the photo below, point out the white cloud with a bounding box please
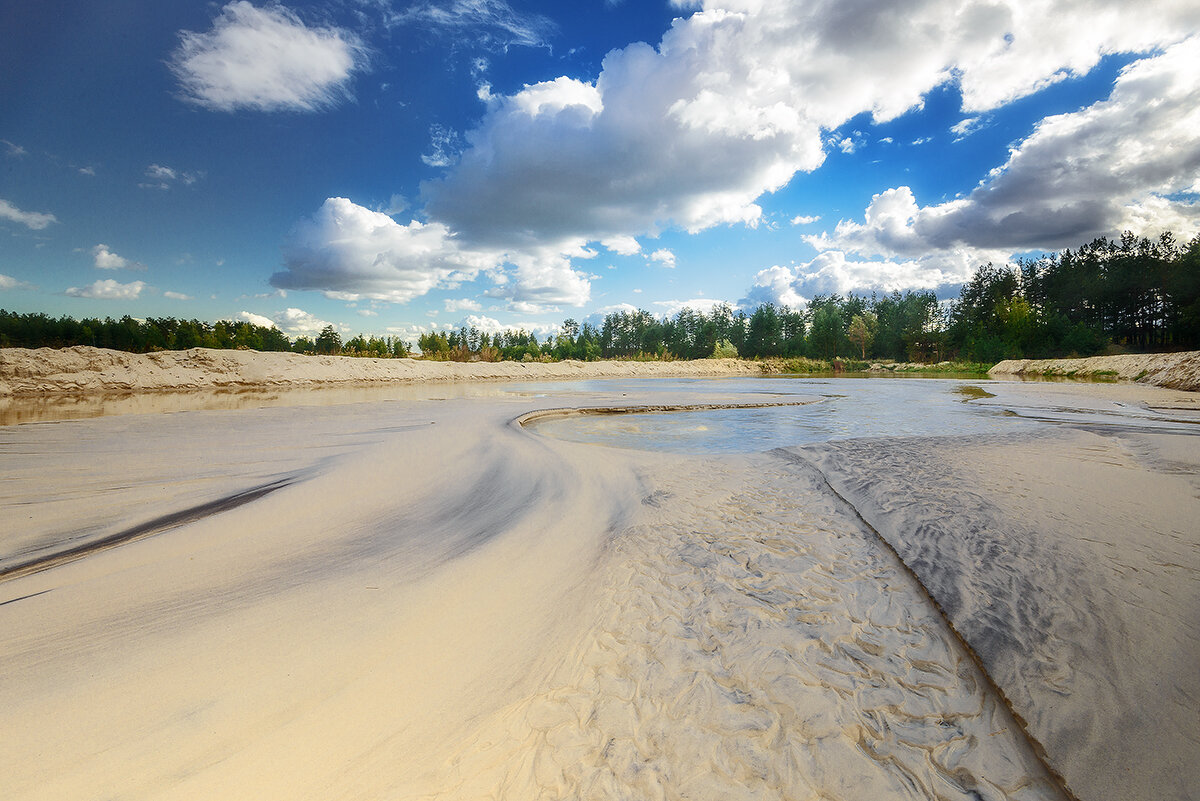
[391,0,555,50]
[357,308,379,317]
[0,198,56,230]
[649,248,676,269]
[0,273,35,291]
[238,311,278,328]
[444,297,482,313]
[421,124,462,168]
[170,1,365,112]
[950,116,987,139]
[279,4,1200,317]
[273,307,338,336]
[420,0,1199,257]
[140,163,203,190]
[502,247,592,308]
[743,253,962,308]
[272,197,496,303]
[651,297,729,317]
[790,214,820,226]
[602,235,641,256]
[810,39,1200,259]
[163,290,193,300]
[65,279,145,300]
[92,244,146,271]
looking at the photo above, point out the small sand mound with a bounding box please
[989,351,1200,391]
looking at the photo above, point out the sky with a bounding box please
[2,0,1199,345]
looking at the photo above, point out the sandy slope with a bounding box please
[0,345,761,396]
[990,350,1200,391]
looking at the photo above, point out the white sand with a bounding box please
[1,374,1196,800]
[800,380,1200,801]
[0,345,762,397]
[990,349,1200,391]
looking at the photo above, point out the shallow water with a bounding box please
[528,377,1030,453]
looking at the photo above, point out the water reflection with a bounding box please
[0,381,541,426]
[528,378,1029,453]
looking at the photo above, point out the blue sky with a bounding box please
[2,0,1198,344]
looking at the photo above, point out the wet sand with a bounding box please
[1,377,1197,800]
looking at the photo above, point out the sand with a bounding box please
[1,369,1197,800]
[990,350,1200,391]
[0,345,763,397]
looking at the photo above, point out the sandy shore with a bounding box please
[0,345,762,396]
[1,375,1197,800]
[990,349,1200,391]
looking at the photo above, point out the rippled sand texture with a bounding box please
[406,451,1062,801]
[799,427,1200,801]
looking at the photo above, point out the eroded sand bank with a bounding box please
[0,345,762,397]
[2,376,1197,800]
[990,350,1200,391]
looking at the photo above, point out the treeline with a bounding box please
[951,231,1200,361]
[421,230,1200,364]
[420,292,943,363]
[0,312,409,357]
[4,230,1197,364]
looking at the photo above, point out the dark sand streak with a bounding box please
[0,476,297,582]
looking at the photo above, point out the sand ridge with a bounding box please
[0,345,762,396]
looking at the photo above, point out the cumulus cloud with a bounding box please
[790,214,820,226]
[238,310,278,328]
[743,253,965,309]
[272,197,496,303]
[271,307,338,336]
[65,279,146,300]
[285,3,1200,312]
[494,247,593,309]
[0,198,57,230]
[170,1,365,112]
[444,297,482,312]
[649,248,676,269]
[163,290,193,300]
[0,273,36,291]
[602,235,641,256]
[421,0,1199,258]
[810,39,1200,261]
[92,244,146,271]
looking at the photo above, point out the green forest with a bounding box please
[3,231,1198,364]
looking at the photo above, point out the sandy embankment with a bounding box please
[0,345,761,396]
[990,349,1200,391]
